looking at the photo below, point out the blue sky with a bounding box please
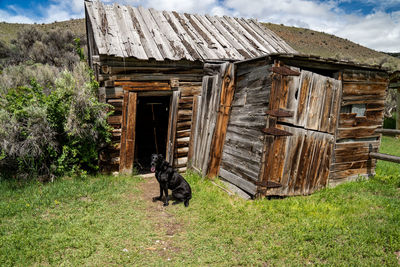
[0,0,399,52]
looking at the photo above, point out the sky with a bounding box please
[0,0,399,52]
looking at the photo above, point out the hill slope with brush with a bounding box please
[0,18,399,70]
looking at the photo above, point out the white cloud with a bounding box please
[0,0,399,52]
[335,11,400,52]
[0,9,34,23]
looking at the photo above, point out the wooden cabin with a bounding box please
[84,0,296,174]
[191,54,389,197]
[85,1,389,197]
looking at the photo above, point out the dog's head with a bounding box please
[150,154,164,172]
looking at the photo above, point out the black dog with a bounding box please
[150,154,192,207]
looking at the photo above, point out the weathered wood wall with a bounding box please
[328,70,388,186]
[218,60,272,195]
[173,82,202,172]
[96,57,203,173]
[259,67,341,196]
[191,63,228,175]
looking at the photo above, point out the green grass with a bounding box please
[1,137,400,266]
[0,175,170,266]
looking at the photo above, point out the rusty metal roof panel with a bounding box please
[85,0,297,61]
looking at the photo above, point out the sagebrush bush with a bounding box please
[9,26,84,69]
[0,62,111,180]
[0,63,59,95]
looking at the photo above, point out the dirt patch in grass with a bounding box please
[395,251,400,265]
[137,175,185,261]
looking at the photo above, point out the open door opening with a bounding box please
[134,95,171,173]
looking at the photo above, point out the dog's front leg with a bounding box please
[162,183,169,206]
[152,183,163,202]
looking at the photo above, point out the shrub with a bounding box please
[0,62,111,180]
[9,26,84,69]
[0,63,59,95]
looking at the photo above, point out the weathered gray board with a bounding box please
[219,61,272,195]
[191,63,229,175]
[84,1,296,61]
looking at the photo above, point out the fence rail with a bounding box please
[369,152,400,164]
[374,128,400,135]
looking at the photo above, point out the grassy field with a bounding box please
[1,137,400,266]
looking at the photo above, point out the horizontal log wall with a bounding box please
[329,70,388,185]
[219,60,272,195]
[97,60,203,173]
[173,82,202,172]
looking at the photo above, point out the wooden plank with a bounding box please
[163,11,203,60]
[331,160,376,172]
[342,70,388,83]
[319,78,333,133]
[295,71,313,127]
[306,74,325,131]
[196,14,243,59]
[177,109,193,121]
[128,6,163,60]
[149,8,192,60]
[138,6,175,60]
[187,96,199,166]
[337,126,380,140]
[191,96,202,169]
[119,91,129,172]
[106,87,123,98]
[112,4,147,59]
[236,18,278,53]
[186,13,229,59]
[205,15,250,59]
[329,167,373,180]
[208,63,235,177]
[166,91,180,163]
[173,157,188,167]
[107,115,122,125]
[220,154,260,182]
[177,129,191,138]
[124,92,137,172]
[329,77,342,134]
[219,168,257,195]
[286,129,305,194]
[179,85,202,97]
[258,116,276,190]
[375,128,400,135]
[176,137,190,147]
[114,81,171,91]
[177,121,192,130]
[369,152,400,164]
[342,82,387,96]
[174,12,218,60]
[224,16,269,55]
[270,66,301,76]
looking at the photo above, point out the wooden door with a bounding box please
[119,92,137,174]
[191,63,229,175]
[258,65,342,196]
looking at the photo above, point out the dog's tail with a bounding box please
[184,198,190,207]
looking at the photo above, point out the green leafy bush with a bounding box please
[0,62,111,180]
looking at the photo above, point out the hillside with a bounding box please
[263,23,400,70]
[1,18,399,70]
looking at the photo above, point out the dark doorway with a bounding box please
[134,95,170,173]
